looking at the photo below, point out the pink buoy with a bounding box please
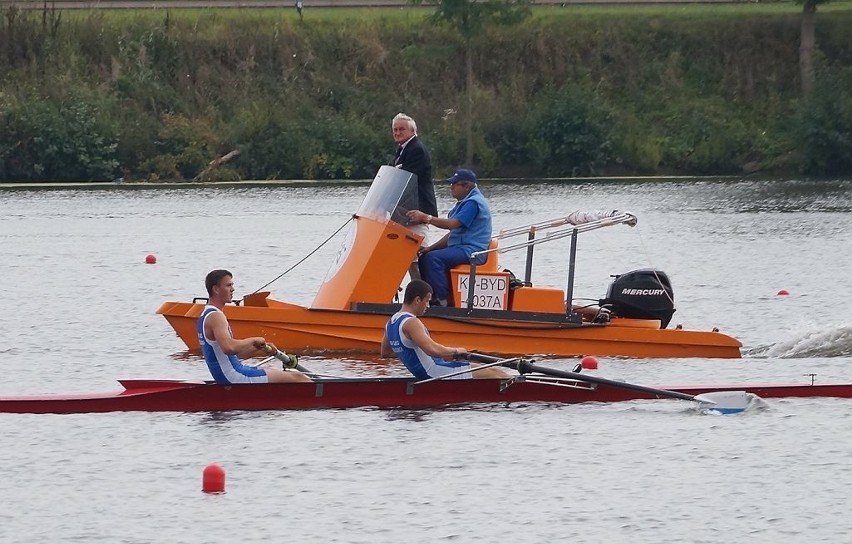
[580,355,599,370]
[202,463,226,494]
[777,289,789,296]
[145,254,157,265]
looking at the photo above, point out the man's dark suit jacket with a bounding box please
[392,136,438,217]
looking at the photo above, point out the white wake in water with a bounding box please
[746,323,852,358]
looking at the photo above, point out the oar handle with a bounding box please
[464,352,507,364]
[261,343,311,373]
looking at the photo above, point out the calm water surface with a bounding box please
[1,178,851,543]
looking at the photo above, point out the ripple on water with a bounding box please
[1,180,851,543]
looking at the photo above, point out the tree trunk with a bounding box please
[800,1,817,97]
[465,40,474,165]
[194,149,240,181]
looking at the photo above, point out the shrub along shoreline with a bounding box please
[1,4,851,182]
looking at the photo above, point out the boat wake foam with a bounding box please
[746,323,852,358]
[696,392,768,415]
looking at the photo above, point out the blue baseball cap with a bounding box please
[446,169,477,184]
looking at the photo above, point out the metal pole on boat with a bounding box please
[523,226,536,286]
[465,257,478,313]
[565,228,579,318]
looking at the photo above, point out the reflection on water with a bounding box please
[385,409,434,422]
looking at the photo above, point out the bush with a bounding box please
[647,97,752,174]
[2,7,852,179]
[303,114,386,180]
[0,93,118,182]
[799,67,852,176]
[230,102,312,180]
[525,85,614,177]
[139,113,221,181]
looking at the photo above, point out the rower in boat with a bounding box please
[199,269,311,384]
[381,280,512,380]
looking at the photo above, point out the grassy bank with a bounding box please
[1,2,851,181]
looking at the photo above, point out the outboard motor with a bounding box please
[600,269,675,328]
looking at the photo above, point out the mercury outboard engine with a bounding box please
[600,269,675,328]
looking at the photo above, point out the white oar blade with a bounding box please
[694,391,755,415]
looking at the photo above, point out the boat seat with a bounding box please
[451,239,499,273]
[509,286,565,313]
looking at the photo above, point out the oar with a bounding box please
[465,353,753,414]
[413,356,521,385]
[260,343,313,374]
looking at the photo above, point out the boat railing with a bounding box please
[462,210,637,316]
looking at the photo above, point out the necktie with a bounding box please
[393,145,403,166]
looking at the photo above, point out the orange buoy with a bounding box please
[145,254,157,265]
[777,289,789,296]
[580,355,599,370]
[202,463,226,494]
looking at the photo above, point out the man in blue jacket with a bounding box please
[406,169,492,306]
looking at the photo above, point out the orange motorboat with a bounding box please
[157,167,742,358]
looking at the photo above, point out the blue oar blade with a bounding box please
[694,391,755,414]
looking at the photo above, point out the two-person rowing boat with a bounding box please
[6,284,831,414]
[4,345,851,414]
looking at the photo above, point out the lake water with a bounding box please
[1,177,851,543]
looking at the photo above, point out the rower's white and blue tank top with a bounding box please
[198,305,268,384]
[385,312,472,379]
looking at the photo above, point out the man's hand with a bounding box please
[407,210,429,224]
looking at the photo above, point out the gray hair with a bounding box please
[392,113,417,134]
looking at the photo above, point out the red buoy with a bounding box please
[777,289,789,296]
[145,254,157,265]
[202,463,226,494]
[580,355,599,370]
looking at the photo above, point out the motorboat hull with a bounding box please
[157,299,743,358]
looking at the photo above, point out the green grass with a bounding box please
[54,0,852,23]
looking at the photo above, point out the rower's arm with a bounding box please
[207,311,263,356]
[403,318,465,360]
[380,329,393,358]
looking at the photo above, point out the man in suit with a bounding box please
[392,113,438,281]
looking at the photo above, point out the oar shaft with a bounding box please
[414,357,520,385]
[465,352,697,402]
[513,360,697,402]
